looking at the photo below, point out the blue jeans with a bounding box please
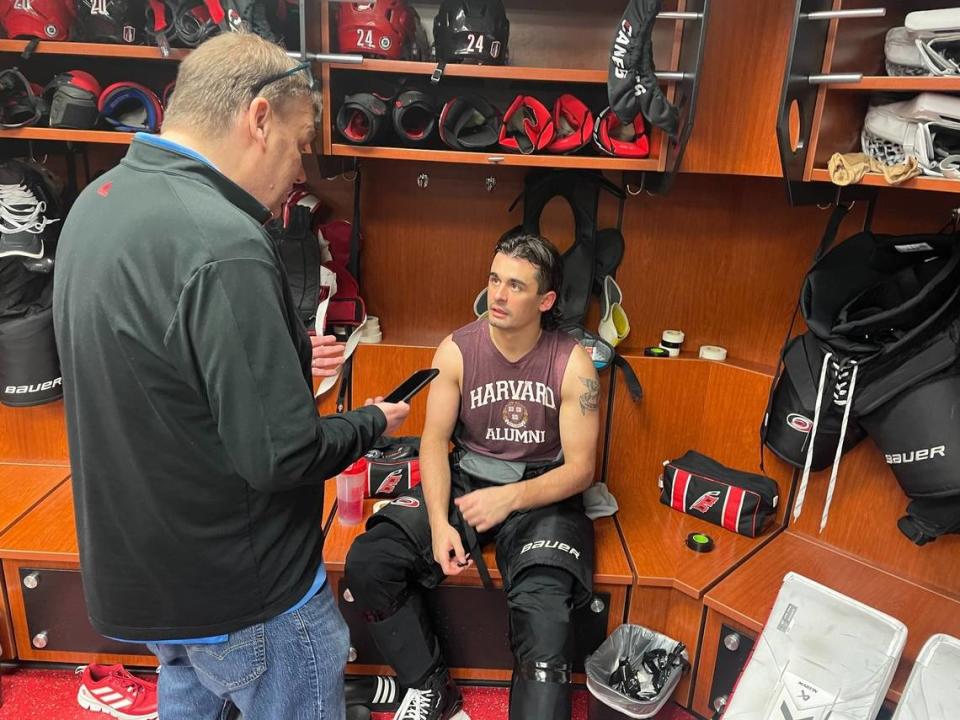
[148,583,350,720]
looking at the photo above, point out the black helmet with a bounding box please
[75,0,141,43]
[433,0,508,65]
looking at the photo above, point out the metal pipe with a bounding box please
[803,8,885,20]
[297,0,306,62]
[808,73,863,84]
[657,11,703,20]
[286,50,365,64]
[656,71,691,81]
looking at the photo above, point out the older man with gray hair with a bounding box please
[54,32,408,720]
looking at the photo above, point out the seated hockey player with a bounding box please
[344,231,600,720]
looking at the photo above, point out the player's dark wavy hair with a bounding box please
[494,230,563,329]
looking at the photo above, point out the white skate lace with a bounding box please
[396,688,435,720]
[0,183,58,235]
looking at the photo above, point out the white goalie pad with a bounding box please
[723,573,907,720]
[892,634,960,720]
[886,8,960,76]
[862,93,960,176]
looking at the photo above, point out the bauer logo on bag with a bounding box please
[885,445,946,464]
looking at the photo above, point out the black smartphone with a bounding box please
[383,368,440,404]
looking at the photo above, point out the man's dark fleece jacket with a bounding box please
[52,138,385,641]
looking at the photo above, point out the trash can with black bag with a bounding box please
[585,624,688,719]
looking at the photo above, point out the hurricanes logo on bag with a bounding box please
[391,496,420,509]
[787,413,813,433]
[375,468,405,495]
[690,490,722,514]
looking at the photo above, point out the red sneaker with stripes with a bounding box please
[76,664,159,720]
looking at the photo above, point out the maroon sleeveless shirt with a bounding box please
[453,318,577,463]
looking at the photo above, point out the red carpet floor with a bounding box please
[0,668,697,720]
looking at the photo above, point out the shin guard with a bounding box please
[509,662,571,719]
[365,594,440,688]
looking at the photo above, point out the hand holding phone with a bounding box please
[383,368,440,404]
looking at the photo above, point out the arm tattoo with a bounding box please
[578,376,600,415]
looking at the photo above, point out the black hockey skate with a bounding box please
[392,666,469,720]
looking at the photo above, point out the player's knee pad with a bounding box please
[344,523,416,613]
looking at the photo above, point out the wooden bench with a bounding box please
[605,354,796,706]
[0,464,71,661]
[0,378,342,667]
[694,436,960,718]
[0,474,339,667]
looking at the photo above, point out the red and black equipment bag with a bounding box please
[364,436,421,498]
[659,450,779,538]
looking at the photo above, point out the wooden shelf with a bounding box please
[828,75,960,92]
[617,349,777,378]
[331,143,659,170]
[0,127,134,145]
[0,39,186,60]
[328,59,620,85]
[809,168,960,193]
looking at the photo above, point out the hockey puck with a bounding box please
[644,346,670,358]
[686,532,714,553]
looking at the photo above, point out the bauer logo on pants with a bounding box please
[520,539,580,560]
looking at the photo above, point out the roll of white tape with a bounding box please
[699,345,728,361]
[659,329,685,357]
[661,329,685,345]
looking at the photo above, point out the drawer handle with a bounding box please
[348,646,358,663]
[343,588,355,603]
[32,631,48,649]
[23,572,40,590]
[589,597,605,614]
